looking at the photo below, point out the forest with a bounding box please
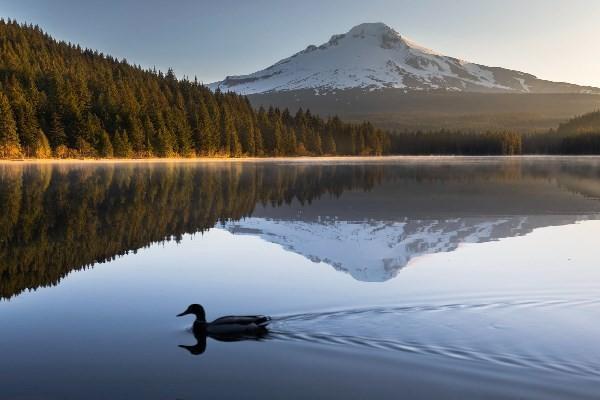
[389,113,600,155]
[0,19,389,159]
[1,19,600,158]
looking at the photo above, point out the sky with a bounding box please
[2,0,600,87]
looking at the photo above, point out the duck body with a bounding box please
[200,315,271,335]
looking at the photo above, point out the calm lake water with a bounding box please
[1,157,600,399]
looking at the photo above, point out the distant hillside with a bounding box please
[0,19,389,159]
[543,111,600,154]
[558,111,600,134]
[248,90,600,133]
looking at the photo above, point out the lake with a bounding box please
[1,157,600,399]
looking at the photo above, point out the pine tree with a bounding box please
[253,119,264,156]
[175,120,193,156]
[7,78,38,156]
[142,115,155,156]
[220,106,237,156]
[154,127,174,157]
[125,115,145,155]
[113,129,133,158]
[323,129,336,155]
[309,128,322,155]
[284,126,297,155]
[97,130,114,158]
[75,136,96,157]
[33,129,52,158]
[48,112,67,148]
[0,92,22,158]
[272,121,284,156]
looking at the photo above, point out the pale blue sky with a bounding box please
[2,0,599,86]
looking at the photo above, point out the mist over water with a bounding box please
[1,157,600,399]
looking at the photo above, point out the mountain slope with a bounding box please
[246,90,600,133]
[210,23,600,95]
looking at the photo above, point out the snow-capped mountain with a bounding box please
[209,22,599,95]
[225,215,590,282]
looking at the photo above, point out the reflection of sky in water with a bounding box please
[3,223,600,384]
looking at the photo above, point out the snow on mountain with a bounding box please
[224,215,587,282]
[209,22,599,95]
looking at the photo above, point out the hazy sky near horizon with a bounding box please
[2,0,600,87]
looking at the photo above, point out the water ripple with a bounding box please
[268,296,600,378]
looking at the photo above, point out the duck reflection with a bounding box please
[177,304,271,355]
[179,329,270,355]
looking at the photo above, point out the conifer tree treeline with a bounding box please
[520,111,600,154]
[0,19,390,158]
[390,109,600,155]
[391,130,522,155]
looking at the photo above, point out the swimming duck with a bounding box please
[176,304,271,335]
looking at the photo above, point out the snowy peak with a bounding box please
[346,22,406,47]
[348,22,394,36]
[209,23,600,95]
[292,22,410,58]
[343,22,432,54]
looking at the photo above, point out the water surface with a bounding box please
[1,158,600,399]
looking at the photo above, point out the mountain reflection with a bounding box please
[2,159,600,297]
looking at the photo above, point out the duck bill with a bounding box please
[176,311,189,317]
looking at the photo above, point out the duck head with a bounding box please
[177,304,206,322]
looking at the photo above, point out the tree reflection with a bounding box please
[0,162,384,298]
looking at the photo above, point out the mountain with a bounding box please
[210,23,600,95]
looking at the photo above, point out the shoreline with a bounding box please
[2,155,600,164]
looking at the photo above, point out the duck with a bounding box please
[176,304,271,335]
